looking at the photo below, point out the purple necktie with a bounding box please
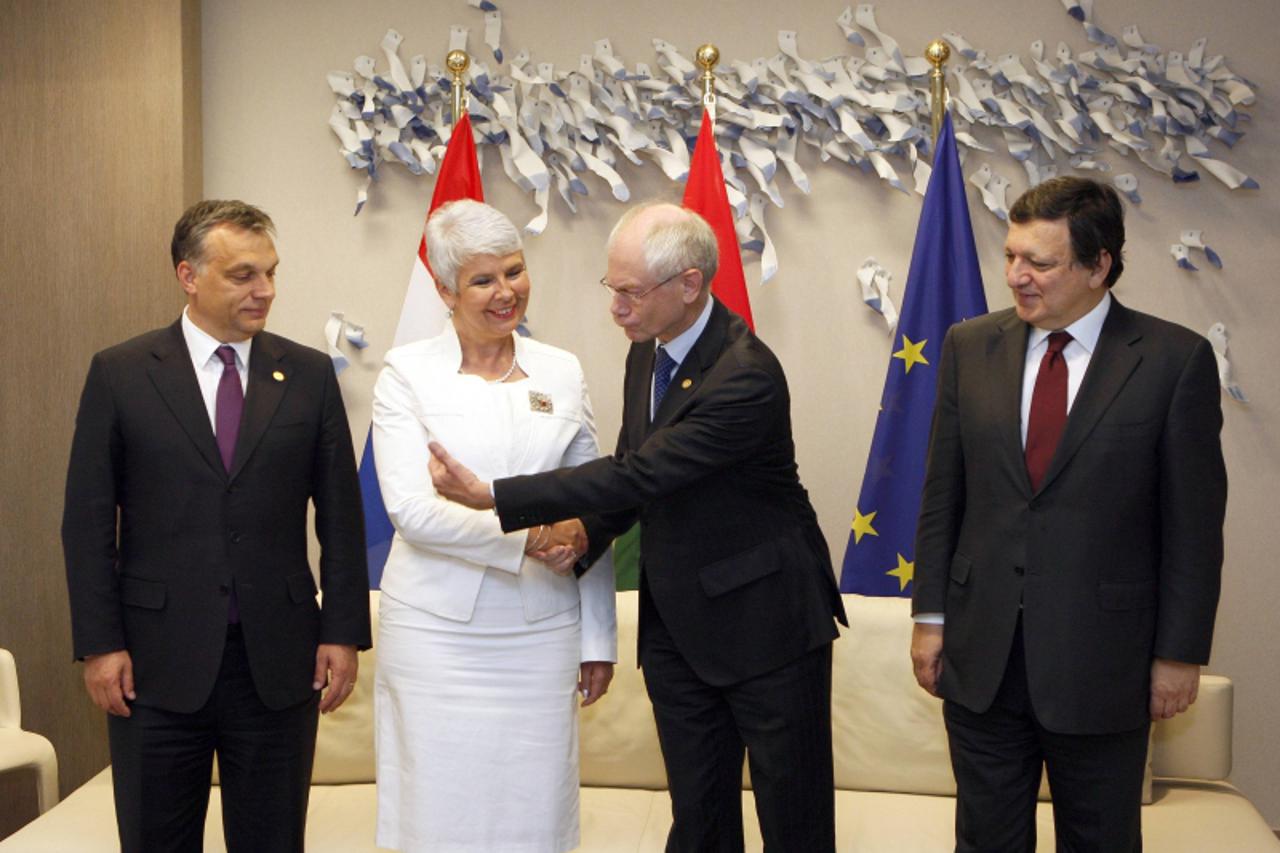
[1025,331,1072,492]
[214,345,242,623]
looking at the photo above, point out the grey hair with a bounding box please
[607,202,719,290]
[425,199,524,293]
[171,200,275,269]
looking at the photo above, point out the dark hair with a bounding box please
[170,200,275,269]
[1009,177,1125,287]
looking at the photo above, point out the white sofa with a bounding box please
[4,591,1277,851]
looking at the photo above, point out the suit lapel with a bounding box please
[230,333,289,480]
[147,321,226,477]
[1036,300,1142,493]
[624,343,654,448]
[649,299,730,432]
[989,311,1034,494]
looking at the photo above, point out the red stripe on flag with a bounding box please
[418,111,485,267]
[682,111,754,331]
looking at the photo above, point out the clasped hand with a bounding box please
[429,441,587,576]
[525,520,588,576]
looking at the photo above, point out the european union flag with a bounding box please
[840,113,988,595]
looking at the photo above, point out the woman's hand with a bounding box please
[578,661,614,707]
[538,545,579,576]
[525,520,589,576]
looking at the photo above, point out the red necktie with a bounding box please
[1025,331,1072,492]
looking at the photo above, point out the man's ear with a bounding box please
[1089,250,1112,290]
[680,269,705,303]
[176,260,198,296]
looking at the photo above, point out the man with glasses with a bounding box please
[429,201,847,852]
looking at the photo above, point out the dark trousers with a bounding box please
[108,625,319,853]
[943,619,1149,853]
[639,608,835,853]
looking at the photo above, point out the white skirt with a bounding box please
[375,569,582,853]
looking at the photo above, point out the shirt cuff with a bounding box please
[913,612,945,625]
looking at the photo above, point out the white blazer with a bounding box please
[371,326,617,662]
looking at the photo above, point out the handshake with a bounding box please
[522,519,588,577]
[428,440,588,577]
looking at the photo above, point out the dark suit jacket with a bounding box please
[495,299,847,686]
[912,299,1226,734]
[63,320,370,713]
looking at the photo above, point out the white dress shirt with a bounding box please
[651,296,714,417]
[180,307,251,430]
[1019,291,1112,447]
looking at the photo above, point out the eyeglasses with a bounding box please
[598,271,684,305]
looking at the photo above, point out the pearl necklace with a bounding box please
[489,354,519,384]
[459,351,518,384]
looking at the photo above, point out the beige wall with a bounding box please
[202,0,1280,828]
[0,0,202,839]
[2,0,1268,839]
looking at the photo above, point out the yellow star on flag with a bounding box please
[850,508,879,544]
[886,553,915,591]
[893,335,929,374]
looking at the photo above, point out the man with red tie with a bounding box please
[63,200,370,852]
[910,177,1226,851]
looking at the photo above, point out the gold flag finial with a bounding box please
[695,43,720,121]
[926,39,951,156]
[446,49,470,126]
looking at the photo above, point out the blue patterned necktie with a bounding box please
[652,346,677,419]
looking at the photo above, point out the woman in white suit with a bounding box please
[371,199,616,853]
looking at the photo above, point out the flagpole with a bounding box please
[446,49,469,127]
[695,43,719,124]
[926,39,951,159]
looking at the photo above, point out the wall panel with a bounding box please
[0,0,201,839]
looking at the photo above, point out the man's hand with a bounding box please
[911,623,944,697]
[428,442,495,510]
[579,661,614,707]
[314,644,359,714]
[83,650,135,717]
[1150,658,1200,720]
[545,519,588,555]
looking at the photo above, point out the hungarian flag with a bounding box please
[361,112,484,588]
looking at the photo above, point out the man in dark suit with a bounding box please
[429,202,847,852]
[910,177,1226,851]
[62,200,371,853]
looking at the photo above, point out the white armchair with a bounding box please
[0,648,59,814]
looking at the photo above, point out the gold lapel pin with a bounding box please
[272,370,285,382]
[680,378,693,389]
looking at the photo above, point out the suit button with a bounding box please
[230,532,243,544]
[1014,566,1025,576]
